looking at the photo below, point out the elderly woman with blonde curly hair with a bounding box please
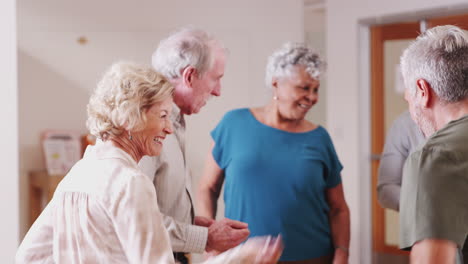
[16,62,282,264]
[198,43,350,264]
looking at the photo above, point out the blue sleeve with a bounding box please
[210,110,237,170]
[322,129,343,188]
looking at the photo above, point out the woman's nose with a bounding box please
[164,120,173,134]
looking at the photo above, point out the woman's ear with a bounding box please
[182,66,196,87]
[271,78,279,99]
[271,77,278,89]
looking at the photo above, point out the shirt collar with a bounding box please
[86,139,139,169]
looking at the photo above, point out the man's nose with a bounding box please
[211,85,221,96]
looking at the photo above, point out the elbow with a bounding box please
[330,203,350,219]
[208,185,222,200]
[377,187,386,208]
[197,184,222,211]
[377,186,399,211]
[198,184,218,200]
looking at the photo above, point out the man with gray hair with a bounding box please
[399,25,468,264]
[139,28,250,263]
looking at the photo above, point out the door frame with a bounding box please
[370,21,420,255]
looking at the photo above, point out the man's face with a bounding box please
[404,85,436,138]
[186,50,226,115]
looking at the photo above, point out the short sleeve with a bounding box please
[322,129,343,188]
[210,111,237,170]
[401,148,468,249]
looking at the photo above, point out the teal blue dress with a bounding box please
[211,108,343,261]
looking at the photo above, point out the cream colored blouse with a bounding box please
[16,142,253,264]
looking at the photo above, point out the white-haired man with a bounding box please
[139,28,249,264]
[399,25,468,264]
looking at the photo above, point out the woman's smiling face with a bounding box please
[273,66,320,121]
[132,97,173,157]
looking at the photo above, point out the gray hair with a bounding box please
[265,42,325,88]
[400,25,468,102]
[152,27,225,79]
[87,62,174,140]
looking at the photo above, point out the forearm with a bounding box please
[329,206,350,257]
[197,186,220,219]
[162,213,208,253]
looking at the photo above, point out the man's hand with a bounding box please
[206,218,250,252]
[194,216,215,227]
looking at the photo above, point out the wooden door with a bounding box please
[370,21,419,256]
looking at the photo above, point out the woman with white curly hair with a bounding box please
[198,43,350,264]
[16,62,282,264]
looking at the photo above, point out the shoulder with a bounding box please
[215,108,251,128]
[407,139,460,186]
[312,126,333,141]
[221,108,250,120]
[389,111,420,136]
[107,165,157,208]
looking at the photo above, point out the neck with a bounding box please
[170,78,190,115]
[106,134,142,163]
[433,98,468,130]
[262,100,305,132]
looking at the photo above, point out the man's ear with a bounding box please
[416,79,432,108]
[182,66,196,87]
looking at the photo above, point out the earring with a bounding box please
[273,96,278,100]
[128,132,133,140]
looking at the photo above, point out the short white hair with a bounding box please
[86,62,173,140]
[265,42,325,89]
[400,25,468,102]
[152,27,225,79]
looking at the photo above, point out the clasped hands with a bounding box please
[195,216,283,263]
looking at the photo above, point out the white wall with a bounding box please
[304,7,327,128]
[17,0,304,238]
[0,0,19,261]
[326,1,468,263]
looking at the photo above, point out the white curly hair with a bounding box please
[265,42,325,89]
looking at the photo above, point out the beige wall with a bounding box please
[1,0,19,261]
[327,0,468,263]
[304,7,327,128]
[17,0,304,240]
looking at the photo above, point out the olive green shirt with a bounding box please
[400,115,468,264]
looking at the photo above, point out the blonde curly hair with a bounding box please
[86,62,174,140]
